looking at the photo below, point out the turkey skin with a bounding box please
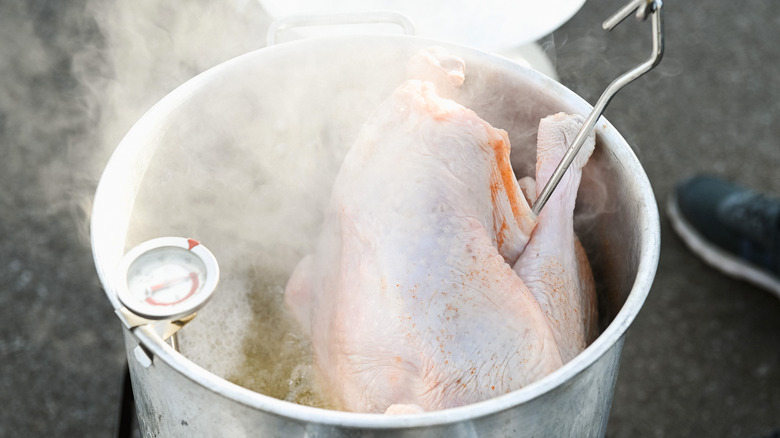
[284,48,596,414]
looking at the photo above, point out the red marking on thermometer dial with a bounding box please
[145,272,200,306]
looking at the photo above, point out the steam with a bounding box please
[75,0,268,145]
[0,1,100,241]
[73,0,400,390]
[15,0,286,385]
[49,0,267,242]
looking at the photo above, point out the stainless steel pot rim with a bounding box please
[92,34,660,428]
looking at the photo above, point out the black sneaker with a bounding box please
[667,175,780,297]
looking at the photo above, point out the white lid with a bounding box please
[259,0,586,51]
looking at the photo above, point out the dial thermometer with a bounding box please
[117,237,219,322]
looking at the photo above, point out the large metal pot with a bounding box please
[92,35,660,437]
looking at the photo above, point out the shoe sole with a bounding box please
[667,192,780,298]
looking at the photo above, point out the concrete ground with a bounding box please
[1,0,778,437]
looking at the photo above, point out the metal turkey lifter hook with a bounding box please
[531,0,664,215]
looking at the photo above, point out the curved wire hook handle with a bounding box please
[531,0,664,216]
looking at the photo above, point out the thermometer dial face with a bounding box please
[117,237,219,320]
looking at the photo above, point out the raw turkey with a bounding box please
[514,114,599,364]
[284,48,597,414]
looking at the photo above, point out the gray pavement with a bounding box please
[1,0,779,437]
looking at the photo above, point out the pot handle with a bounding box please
[266,11,416,46]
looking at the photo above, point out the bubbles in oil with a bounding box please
[177,264,333,409]
[227,269,330,408]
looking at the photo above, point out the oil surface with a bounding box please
[226,269,332,409]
